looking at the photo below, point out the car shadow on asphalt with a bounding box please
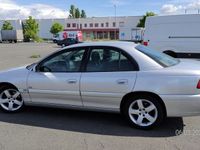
[0,106,184,137]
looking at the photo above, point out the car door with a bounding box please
[80,46,139,110]
[27,47,87,106]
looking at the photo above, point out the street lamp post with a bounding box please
[114,4,117,40]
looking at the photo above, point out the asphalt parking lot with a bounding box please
[0,43,199,150]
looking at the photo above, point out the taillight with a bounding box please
[197,80,200,89]
[143,41,148,46]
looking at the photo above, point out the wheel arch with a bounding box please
[120,91,167,117]
[0,82,18,90]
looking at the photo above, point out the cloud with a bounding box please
[161,0,200,14]
[109,0,128,6]
[188,0,200,9]
[161,4,179,14]
[0,0,69,20]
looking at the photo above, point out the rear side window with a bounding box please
[136,45,180,67]
[86,47,136,72]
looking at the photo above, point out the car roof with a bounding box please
[64,41,138,53]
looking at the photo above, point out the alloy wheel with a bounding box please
[0,89,23,111]
[128,99,158,127]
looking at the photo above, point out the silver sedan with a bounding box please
[0,42,200,129]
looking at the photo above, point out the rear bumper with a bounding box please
[160,94,200,117]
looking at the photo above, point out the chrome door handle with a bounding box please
[67,79,77,84]
[117,79,128,85]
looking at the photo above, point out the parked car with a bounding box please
[57,38,81,47]
[52,34,59,43]
[1,42,200,129]
[54,31,83,43]
[143,14,200,58]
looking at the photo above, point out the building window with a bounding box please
[103,32,108,39]
[101,23,104,27]
[80,24,82,29]
[113,22,116,27]
[119,22,124,27]
[84,23,87,28]
[67,23,71,28]
[90,23,93,27]
[106,22,109,27]
[95,23,99,27]
[72,23,76,28]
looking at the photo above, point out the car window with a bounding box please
[66,38,76,43]
[86,47,135,72]
[136,45,180,67]
[39,49,85,72]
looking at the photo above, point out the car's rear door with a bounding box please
[80,46,139,110]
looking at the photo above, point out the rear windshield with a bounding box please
[136,45,180,67]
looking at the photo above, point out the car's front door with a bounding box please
[80,46,139,110]
[27,47,87,106]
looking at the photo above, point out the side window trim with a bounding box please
[120,50,139,71]
[36,47,88,73]
[84,46,139,72]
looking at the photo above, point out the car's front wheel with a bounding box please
[122,95,165,129]
[0,86,24,112]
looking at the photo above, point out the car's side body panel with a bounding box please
[134,72,199,95]
[80,72,137,109]
[134,70,200,117]
[27,71,82,106]
[160,94,200,116]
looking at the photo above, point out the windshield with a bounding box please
[136,45,180,67]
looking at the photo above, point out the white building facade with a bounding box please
[0,16,142,41]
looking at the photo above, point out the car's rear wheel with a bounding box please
[0,86,24,112]
[122,95,165,130]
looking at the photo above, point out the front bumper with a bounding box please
[160,94,200,117]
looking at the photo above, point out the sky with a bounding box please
[1,0,200,19]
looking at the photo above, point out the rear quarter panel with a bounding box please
[134,71,200,95]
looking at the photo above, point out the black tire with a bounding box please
[122,95,165,130]
[0,85,24,113]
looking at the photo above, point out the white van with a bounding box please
[53,31,83,43]
[143,14,200,58]
[119,27,144,42]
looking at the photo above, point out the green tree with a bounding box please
[137,12,156,28]
[1,21,13,30]
[81,10,87,18]
[50,22,63,35]
[75,8,80,18]
[23,16,40,42]
[68,5,87,18]
[69,5,76,18]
